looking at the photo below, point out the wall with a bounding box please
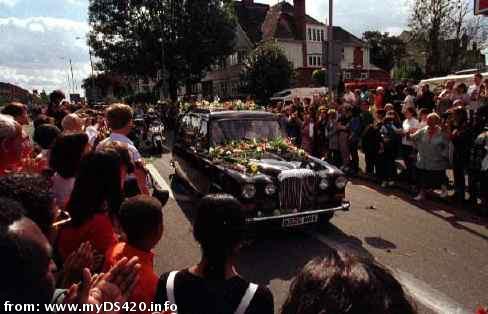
[277,41,304,69]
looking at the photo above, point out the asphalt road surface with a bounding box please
[146,149,488,314]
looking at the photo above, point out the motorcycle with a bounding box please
[146,113,165,155]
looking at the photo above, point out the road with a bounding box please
[147,149,488,314]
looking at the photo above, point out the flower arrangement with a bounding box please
[209,138,307,175]
[180,100,263,112]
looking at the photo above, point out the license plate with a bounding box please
[282,214,318,227]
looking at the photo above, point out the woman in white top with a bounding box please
[49,133,90,209]
[400,107,420,185]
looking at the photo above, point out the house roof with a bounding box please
[332,26,366,46]
[261,1,325,41]
[235,1,326,43]
[234,1,270,43]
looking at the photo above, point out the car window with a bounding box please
[210,119,285,145]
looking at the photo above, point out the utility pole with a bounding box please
[89,48,95,92]
[327,0,334,97]
[69,58,75,94]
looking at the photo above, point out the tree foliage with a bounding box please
[240,41,294,105]
[393,62,424,82]
[88,0,237,100]
[362,31,407,72]
[312,68,327,86]
[408,0,488,76]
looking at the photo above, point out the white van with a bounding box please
[270,87,328,102]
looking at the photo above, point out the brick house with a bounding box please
[197,0,389,99]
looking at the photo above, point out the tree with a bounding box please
[240,41,294,105]
[312,69,327,86]
[88,0,236,101]
[393,61,424,82]
[39,90,49,104]
[362,31,407,72]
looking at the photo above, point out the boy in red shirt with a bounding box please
[104,195,164,313]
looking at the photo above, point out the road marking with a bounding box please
[310,232,470,314]
[147,164,174,199]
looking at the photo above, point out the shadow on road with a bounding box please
[350,178,488,242]
[364,236,397,251]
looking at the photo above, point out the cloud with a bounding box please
[0,0,20,7]
[0,16,91,93]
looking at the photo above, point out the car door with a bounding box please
[173,114,195,187]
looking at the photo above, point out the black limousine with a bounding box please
[172,109,350,229]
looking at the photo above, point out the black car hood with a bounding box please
[216,155,341,183]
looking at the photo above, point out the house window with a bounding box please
[321,30,325,41]
[317,56,322,66]
[308,28,312,41]
[309,56,313,66]
[313,29,317,41]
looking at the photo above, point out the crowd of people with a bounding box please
[273,74,488,211]
[0,89,428,314]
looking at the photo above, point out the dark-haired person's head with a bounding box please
[456,83,468,95]
[118,195,163,251]
[1,102,29,125]
[67,148,123,225]
[98,141,135,174]
[33,114,56,129]
[419,108,431,121]
[451,106,468,126]
[33,124,61,150]
[0,197,25,225]
[281,250,416,314]
[375,109,386,121]
[193,194,245,280]
[49,90,65,108]
[49,133,89,179]
[0,173,55,236]
[0,200,56,308]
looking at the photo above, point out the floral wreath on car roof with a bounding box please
[180,100,265,112]
[208,137,307,175]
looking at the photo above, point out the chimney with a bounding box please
[294,0,308,69]
[242,0,254,5]
[294,0,306,41]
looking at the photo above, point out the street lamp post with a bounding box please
[327,0,334,97]
[76,36,96,102]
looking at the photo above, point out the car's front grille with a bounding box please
[278,169,319,211]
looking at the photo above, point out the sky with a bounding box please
[0,0,411,95]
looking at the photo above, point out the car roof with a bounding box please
[209,110,277,120]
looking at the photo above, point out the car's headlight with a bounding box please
[265,184,277,195]
[335,176,348,189]
[319,178,329,190]
[242,184,256,199]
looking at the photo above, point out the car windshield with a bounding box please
[210,119,285,145]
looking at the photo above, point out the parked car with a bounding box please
[172,108,350,229]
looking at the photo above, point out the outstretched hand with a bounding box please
[64,257,141,313]
[59,242,95,288]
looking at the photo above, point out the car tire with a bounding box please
[154,140,163,155]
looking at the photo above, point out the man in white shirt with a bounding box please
[98,103,149,195]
